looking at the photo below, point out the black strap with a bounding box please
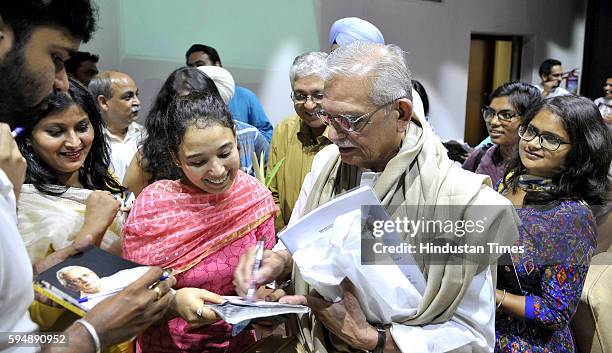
[370,323,386,353]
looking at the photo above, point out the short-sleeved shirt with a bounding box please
[267,115,330,231]
[228,85,274,141]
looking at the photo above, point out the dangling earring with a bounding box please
[0,31,4,40]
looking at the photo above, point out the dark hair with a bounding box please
[0,0,97,49]
[504,96,612,206]
[411,80,429,117]
[489,81,542,116]
[538,59,562,77]
[16,78,123,195]
[185,44,222,66]
[65,51,99,75]
[165,92,235,159]
[142,67,224,182]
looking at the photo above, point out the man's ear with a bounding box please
[396,99,413,133]
[97,95,109,112]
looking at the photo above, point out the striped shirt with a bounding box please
[235,120,269,176]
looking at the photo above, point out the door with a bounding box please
[464,34,522,146]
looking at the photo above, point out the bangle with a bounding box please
[497,290,507,310]
[76,318,101,353]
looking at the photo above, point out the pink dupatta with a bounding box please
[122,171,277,273]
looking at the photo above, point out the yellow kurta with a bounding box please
[267,115,330,231]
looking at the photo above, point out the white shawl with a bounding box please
[17,185,123,263]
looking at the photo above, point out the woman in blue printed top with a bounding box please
[495,96,612,352]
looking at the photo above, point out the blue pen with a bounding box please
[11,127,24,138]
[148,271,171,289]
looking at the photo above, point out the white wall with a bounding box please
[80,0,121,71]
[81,0,586,140]
[317,0,586,140]
[81,0,320,124]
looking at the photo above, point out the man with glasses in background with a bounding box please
[266,52,331,231]
[235,42,519,353]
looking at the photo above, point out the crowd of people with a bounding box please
[1,1,611,353]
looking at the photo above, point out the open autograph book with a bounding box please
[210,296,309,325]
[34,246,310,323]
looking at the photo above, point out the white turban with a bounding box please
[196,66,235,104]
[329,17,385,48]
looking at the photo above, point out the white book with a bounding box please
[279,186,381,254]
[278,186,426,323]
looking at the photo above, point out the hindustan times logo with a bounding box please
[372,217,487,238]
[371,241,524,255]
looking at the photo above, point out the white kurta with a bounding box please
[0,170,39,353]
[533,84,571,98]
[274,145,496,353]
[104,122,145,182]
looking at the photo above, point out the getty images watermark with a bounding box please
[360,205,530,266]
[370,216,524,255]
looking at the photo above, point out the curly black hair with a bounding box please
[165,92,235,160]
[503,96,612,206]
[0,0,97,48]
[16,78,124,195]
[141,67,223,183]
[65,51,99,75]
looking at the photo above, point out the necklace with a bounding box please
[517,174,554,192]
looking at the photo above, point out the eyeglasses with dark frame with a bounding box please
[481,106,520,122]
[315,99,397,133]
[518,124,572,151]
[291,92,324,104]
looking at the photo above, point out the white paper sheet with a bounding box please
[281,186,426,323]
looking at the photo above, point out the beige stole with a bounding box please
[289,117,519,352]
